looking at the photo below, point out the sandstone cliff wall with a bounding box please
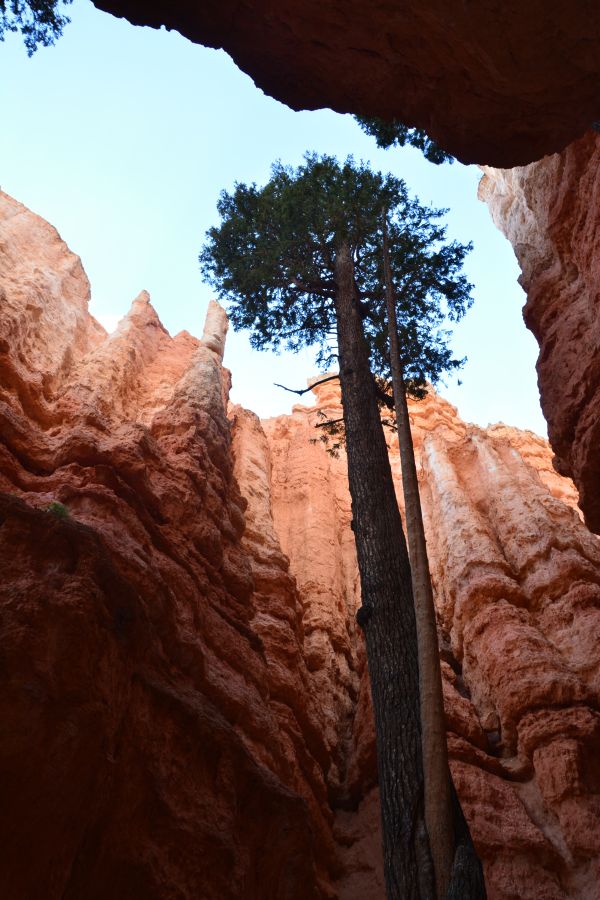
[264,382,600,900]
[479,130,600,534]
[0,191,336,899]
[1,191,599,899]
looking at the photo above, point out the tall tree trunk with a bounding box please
[382,218,486,899]
[333,241,435,900]
[382,216,454,895]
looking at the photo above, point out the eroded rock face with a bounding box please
[479,131,600,532]
[269,381,600,900]
[1,191,599,899]
[93,0,600,165]
[0,191,334,899]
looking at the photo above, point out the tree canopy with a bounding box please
[355,116,454,165]
[200,153,472,393]
[367,207,472,398]
[0,0,71,54]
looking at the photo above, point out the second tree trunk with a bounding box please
[382,217,486,899]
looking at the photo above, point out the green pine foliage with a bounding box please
[200,153,472,392]
[355,116,453,165]
[0,0,71,54]
[366,206,473,398]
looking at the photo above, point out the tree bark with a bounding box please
[382,218,486,900]
[382,216,454,896]
[334,241,435,900]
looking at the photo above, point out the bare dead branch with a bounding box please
[273,373,340,396]
[315,417,344,428]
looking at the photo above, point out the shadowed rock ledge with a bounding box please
[93,0,600,166]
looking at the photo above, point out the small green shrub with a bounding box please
[45,500,70,519]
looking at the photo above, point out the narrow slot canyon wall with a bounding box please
[1,190,600,900]
[264,380,600,900]
[479,130,600,534]
[0,191,335,900]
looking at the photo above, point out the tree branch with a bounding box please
[290,277,335,298]
[274,373,340,396]
[357,296,380,320]
[315,417,344,428]
[374,378,395,409]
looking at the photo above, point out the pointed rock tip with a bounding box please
[128,290,165,326]
[111,290,168,337]
[200,300,229,361]
[130,289,152,311]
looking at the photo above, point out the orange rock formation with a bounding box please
[1,191,599,898]
[479,131,600,533]
[266,381,600,899]
[0,191,331,899]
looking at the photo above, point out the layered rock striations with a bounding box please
[0,191,335,899]
[93,0,600,166]
[268,381,600,900]
[479,131,600,533]
[1,191,599,899]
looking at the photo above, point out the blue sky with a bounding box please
[0,0,546,434]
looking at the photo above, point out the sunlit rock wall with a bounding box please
[264,382,600,900]
[0,191,336,899]
[479,130,600,533]
[1,191,599,900]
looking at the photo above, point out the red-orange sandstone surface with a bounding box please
[480,131,600,534]
[93,0,600,166]
[1,190,600,898]
[0,191,333,900]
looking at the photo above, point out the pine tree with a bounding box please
[200,154,484,899]
[355,116,453,165]
[0,0,71,54]
[314,191,485,899]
